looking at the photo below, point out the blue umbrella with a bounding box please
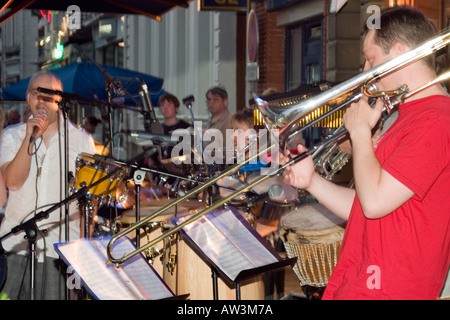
[1,62,165,107]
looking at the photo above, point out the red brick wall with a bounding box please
[255,3,286,95]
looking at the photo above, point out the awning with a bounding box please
[1,62,165,107]
[0,0,191,24]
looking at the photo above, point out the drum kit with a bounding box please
[69,135,348,300]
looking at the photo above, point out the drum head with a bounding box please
[279,203,346,244]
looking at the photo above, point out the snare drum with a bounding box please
[74,153,124,199]
[279,203,346,287]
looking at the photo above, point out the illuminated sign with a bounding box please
[198,0,249,11]
[53,42,64,60]
[40,9,51,23]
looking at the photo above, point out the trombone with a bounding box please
[106,27,450,266]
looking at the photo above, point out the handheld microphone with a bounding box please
[29,111,48,143]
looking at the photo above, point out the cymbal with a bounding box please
[115,182,166,209]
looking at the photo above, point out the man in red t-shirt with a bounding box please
[282,6,450,299]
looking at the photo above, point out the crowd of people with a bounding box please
[0,5,448,300]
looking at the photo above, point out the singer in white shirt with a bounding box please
[0,71,95,299]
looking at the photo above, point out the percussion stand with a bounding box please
[79,196,95,238]
[132,169,146,247]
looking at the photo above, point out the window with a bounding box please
[286,18,323,90]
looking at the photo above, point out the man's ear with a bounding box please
[390,41,407,56]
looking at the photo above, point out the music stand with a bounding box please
[171,207,296,300]
[54,237,187,300]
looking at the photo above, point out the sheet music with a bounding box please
[55,237,173,300]
[211,209,279,266]
[174,208,279,281]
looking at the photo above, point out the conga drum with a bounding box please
[279,203,346,288]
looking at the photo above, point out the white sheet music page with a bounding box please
[55,237,173,300]
[174,208,278,281]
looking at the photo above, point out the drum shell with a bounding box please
[279,203,346,287]
[73,153,124,199]
[74,165,121,197]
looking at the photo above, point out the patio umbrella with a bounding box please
[1,62,165,107]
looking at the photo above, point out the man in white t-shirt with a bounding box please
[0,71,95,299]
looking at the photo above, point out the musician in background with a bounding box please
[4,109,20,128]
[83,115,108,156]
[231,108,256,152]
[158,92,192,136]
[282,6,450,299]
[206,86,233,137]
[0,71,95,300]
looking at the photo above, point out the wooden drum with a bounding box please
[163,234,265,300]
[279,203,346,287]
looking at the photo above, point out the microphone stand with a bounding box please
[75,45,119,156]
[182,94,196,125]
[55,97,71,300]
[182,94,216,202]
[138,78,164,134]
[56,100,70,241]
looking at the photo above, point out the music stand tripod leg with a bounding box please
[211,268,218,300]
